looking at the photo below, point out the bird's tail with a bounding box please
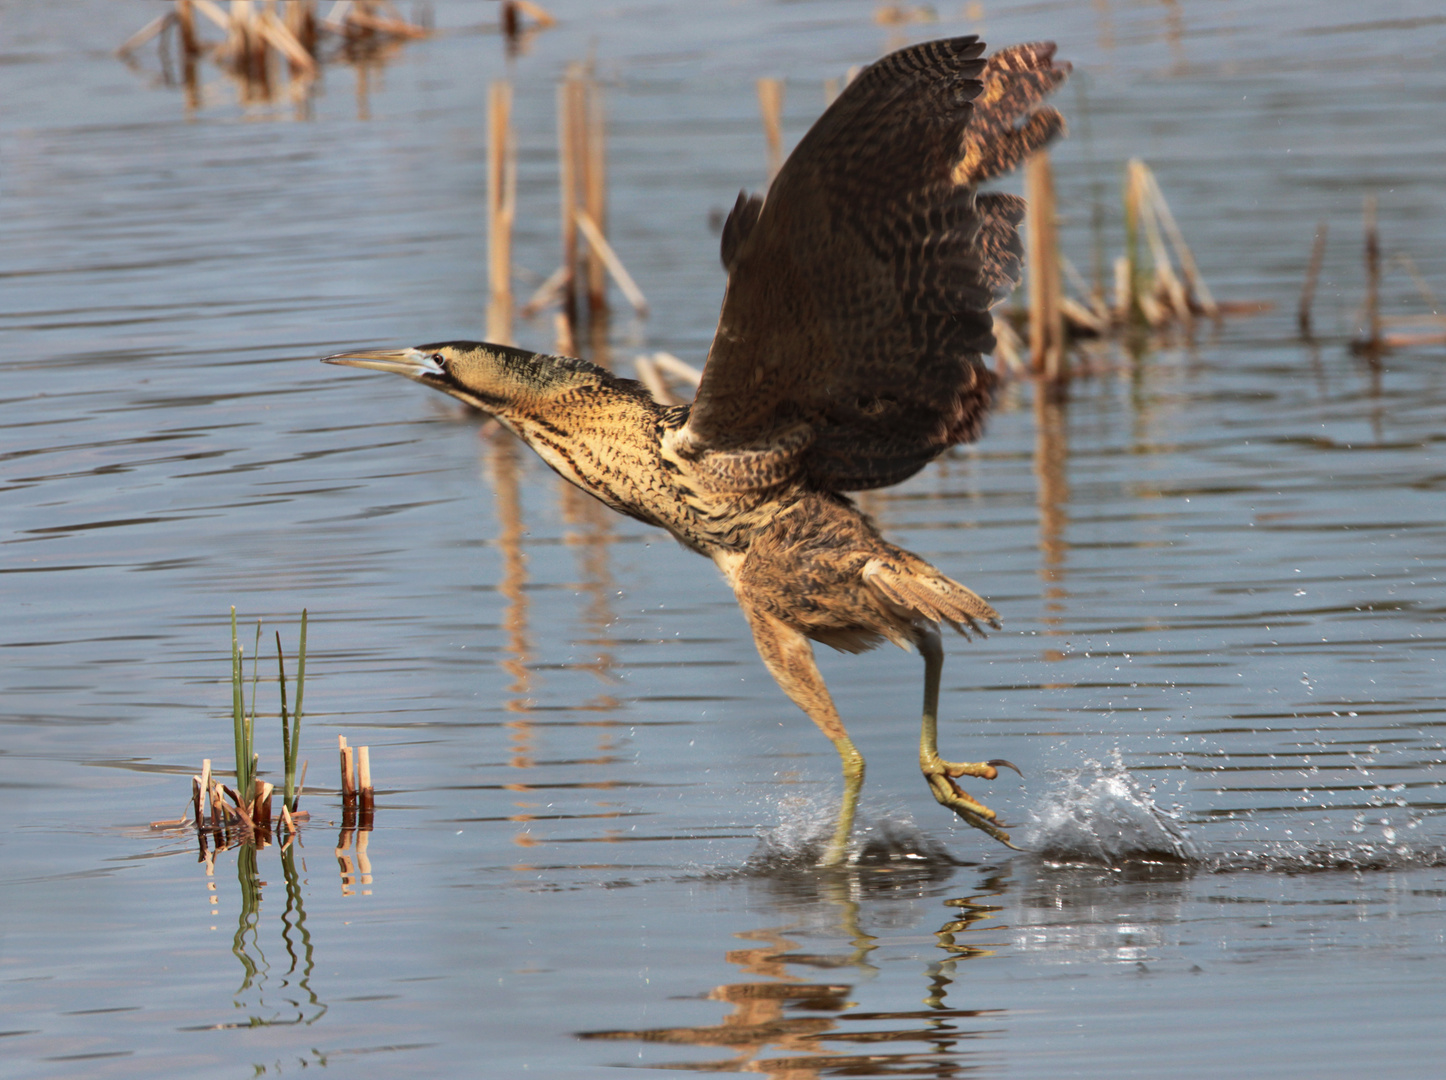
[863,555,1001,640]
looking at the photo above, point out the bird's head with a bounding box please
[322,340,613,415]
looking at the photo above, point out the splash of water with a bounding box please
[1023,753,1200,868]
[744,795,959,873]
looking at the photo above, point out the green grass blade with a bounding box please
[231,607,245,794]
[250,618,262,732]
[277,630,293,808]
[293,611,307,726]
[290,610,307,810]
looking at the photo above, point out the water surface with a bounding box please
[3,1,1445,1076]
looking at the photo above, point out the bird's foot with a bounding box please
[922,757,1024,851]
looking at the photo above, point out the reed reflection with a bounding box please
[561,484,622,700]
[335,796,374,898]
[578,872,1009,1077]
[1033,392,1071,663]
[566,306,623,713]
[193,828,326,1029]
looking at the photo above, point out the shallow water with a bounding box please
[3,0,1445,1076]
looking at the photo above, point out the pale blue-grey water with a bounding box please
[3,1,1445,1076]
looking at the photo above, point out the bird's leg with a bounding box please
[917,627,1021,850]
[745,609,864,868]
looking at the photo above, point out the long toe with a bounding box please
[925,771,1022,851]
[949,798,1022,850]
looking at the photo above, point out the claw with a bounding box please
[987,758,1023,778]
[950,802,1024,850]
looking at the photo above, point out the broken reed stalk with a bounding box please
[122,0,433,114]
[651,351,703,390]
[1362,194,1381,352]
[1299,219,1328,336]
[339,735,356,799]
[488,80,517,344]
[1123,159,1173,325]
[635,351,702,405]
[358,745,375,824]
[501,1,558,58]
[537,61,647,336]
[560,65,611,317]
[584,77,608,314]
[1115,159,1216,329]
[576,210,648,315]
[1120,160,1146,324]
[520,265,568,320]
[256,781,274,830]
[284,0,319,59]
[991,312,1027,377]
[1025,151,1066,385]
[557,66,585,329]
[633,356,680,405]
[1139,164,1216,319]
[757,77,785,182]
[191,763,206,830]
[1138,177,1190,323]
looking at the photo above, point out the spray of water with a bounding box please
[745,794,959,872]
[1023,751,1200,868]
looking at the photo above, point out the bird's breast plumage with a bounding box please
[508,382,804,556]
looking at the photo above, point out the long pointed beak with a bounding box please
[321,348,444,379]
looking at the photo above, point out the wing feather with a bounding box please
[680,37,1068,491]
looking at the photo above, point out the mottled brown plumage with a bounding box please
[324,37,1068,865]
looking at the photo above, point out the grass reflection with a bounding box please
[199,830,327,1029]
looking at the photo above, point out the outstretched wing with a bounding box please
[680,38,1068,491]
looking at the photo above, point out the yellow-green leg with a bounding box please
[743,607,864,867]
[827,736,865,868]
[917,627,1022,850]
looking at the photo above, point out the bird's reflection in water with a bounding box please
[560,480,621,698]
[485,427,549,859]
[578,869,1010,1076]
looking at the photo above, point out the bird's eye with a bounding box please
[431,352,446,368]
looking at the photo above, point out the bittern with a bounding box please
[326,37,1068,866]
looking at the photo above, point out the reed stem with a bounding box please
[1298,220,1328,336]
[488,80,516,344]
[230,607,249,800]
[1363,195,1381,350]
[757,77,785,182]
[584,76,608,314]
[1025,151,1066,386]
[290,609,306,810]
[276,629,292,809]
[557,67,583,330]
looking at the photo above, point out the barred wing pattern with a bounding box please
[683,37,1068,491]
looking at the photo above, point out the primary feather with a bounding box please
[675,36,1069,492]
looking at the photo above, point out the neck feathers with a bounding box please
[432,341,617,413]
